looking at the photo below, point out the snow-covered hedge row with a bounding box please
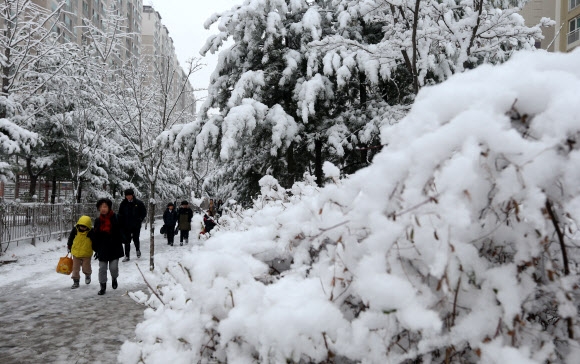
[119,50,580,363]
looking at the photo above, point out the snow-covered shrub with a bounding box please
[119,50,580,364]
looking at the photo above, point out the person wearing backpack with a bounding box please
[163,202,178,246]
[177,200,193,246]
[66,215,95,289]
[92,198,125,295]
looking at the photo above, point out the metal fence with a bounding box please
[0,201,164,254]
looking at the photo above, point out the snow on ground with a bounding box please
[0,215,205,364]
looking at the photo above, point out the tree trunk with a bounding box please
[315,138,323,187]
[76,182,82,203]
[149,184,156,271]
[0,22,11,119]
[359,71,367,108]
[286,142,296,185]
[29,175,38,198]
[50,175,57,204]
[411,0,421,94]
[15,173,20,199]
[26,157,47,199]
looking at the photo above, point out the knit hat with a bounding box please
[180,200,188,205]
[124,188,135,196]
[167,202,174,207]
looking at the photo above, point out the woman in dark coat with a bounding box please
[92,198,125,295]
[163,202,178,246]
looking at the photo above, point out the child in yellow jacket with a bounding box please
[67,216,95,289]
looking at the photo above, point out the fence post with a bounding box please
[0,204,4,252]
[31,196,37,246]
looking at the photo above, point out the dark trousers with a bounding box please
[180,230,189,242]
[124,226,141,257]
[167,226,175,245]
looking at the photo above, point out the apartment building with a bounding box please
[521,0,580,51]
[31,0,142,63]
[560,0,580,50]
[142,5,195,114]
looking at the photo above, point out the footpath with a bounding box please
[0,219,202,364]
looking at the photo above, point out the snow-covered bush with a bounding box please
[119,50,580,363]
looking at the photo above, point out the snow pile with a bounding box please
[119,50,580,363]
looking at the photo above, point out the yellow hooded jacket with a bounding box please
[71,215,93,258]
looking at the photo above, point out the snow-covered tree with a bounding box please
[192,0,548,203]
[120,50,580,364]
[0,0,73,180]
[97,55,199,270]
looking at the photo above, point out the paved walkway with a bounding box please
[0,218,205,364]
[0,279,146,364]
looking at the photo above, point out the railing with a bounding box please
[0,202,100,253]
[568,28,580,45]
[0,201,164,254]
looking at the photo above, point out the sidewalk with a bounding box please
[0,219,203,364]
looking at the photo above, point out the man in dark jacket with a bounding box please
[118,188,147,261]
[163,202,178,246]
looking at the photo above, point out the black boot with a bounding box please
[71,279,80,289]
[112,278,118,289]
[98,283,106,295]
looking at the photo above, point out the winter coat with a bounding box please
[163,208,178,228]
[208,203,216,217]
[177,207,193,231]
[203,214,216,233]
[92,212,125,262]
[67,215,94,258]
[118,197,147,230]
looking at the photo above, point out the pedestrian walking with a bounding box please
[208,198,216,217]
[216,199,224,216]
[203,210,217,234]
[118,188,147,261]
[92,198,125,295]
[66,215,95,289]
[163,202,178,246]
[177,200,193,246]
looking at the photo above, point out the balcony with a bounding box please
[568,28,580,45]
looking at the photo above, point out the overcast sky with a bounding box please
[146,0,241,105]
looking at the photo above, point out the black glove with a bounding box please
[93,252,99,260]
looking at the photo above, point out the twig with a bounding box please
[451,276,461,327]
[545,199,570,275]
[135,263,165,305]
[309,221,350,241]
[395,195,440,217]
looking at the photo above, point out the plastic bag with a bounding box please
[56,253,73,275]
[160,225,166,234]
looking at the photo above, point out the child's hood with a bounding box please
[76,215,93,229]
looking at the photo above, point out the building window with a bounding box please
[568,17,580,44]
[570,0,580,10]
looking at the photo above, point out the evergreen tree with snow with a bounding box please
[192,0,549,202]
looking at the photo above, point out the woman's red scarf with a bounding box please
[99,210,114,233]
